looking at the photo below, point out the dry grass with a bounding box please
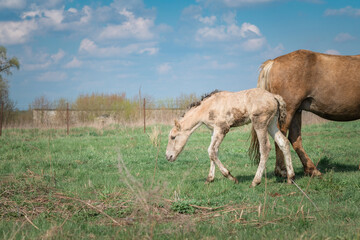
[3,109,327,131]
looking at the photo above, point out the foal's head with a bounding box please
[166,120,191,162]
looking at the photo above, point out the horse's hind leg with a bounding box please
[288,111,321,176]
[207,128,238,183]
[268,116,295,183]
[251,127,271,187]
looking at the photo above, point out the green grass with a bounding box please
[1,121,360,239]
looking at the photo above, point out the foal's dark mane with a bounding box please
[187,89,221,109]
[180,90,221,118]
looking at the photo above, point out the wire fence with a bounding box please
[0,100,328,135]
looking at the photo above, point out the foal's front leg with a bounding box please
[206,128,238,183]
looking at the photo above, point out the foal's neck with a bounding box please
[180,107,204,132]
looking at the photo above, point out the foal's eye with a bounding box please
[171,136,176,140]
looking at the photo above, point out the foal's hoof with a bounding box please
[205,178,214,184]
[304,168,322,177]
[249,181,260,188]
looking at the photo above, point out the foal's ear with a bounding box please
[174,119,181,131]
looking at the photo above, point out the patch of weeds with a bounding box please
[171,200,201,214]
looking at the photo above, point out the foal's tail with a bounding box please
[249,59,279,163]
[248,94,287,163]
[249,59,278,163]
[273,94,287,128]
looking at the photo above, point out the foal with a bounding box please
[165,88,295,187]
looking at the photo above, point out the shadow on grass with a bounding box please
[192,156,359,184]
[316,156,359,173]
[270,156,360,183]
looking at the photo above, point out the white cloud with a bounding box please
[23,48,66,70]
[241,37,266,51]
[43,9,64,25]
[206,60,236,70]
[197,15,217,25]
[198,0,276,8]
[51,49,65,63]
[20,6,92,32]
[222,11,236,24]
[79,6,92,24]
[239,22,261,37]
[0,20,38,45]
[196,22,261,42]
[99,9,154,40]
[223,0,274,7]
[138,47,159,55]
[37,71,67,82]
[0,0,25,9]
[324,6,360,17]
[157,63,172,74]
[79,38,97,53]
[79,38,158,57]
[65,57,83,68]
[68,8,78,14]
[325,49,340,55]
[21,10,42,19]
[334,33,355,42]
[24,61,51,71]
[196,26,227,41]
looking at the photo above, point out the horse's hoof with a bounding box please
[305,168,322,177]
[234,178,239,184]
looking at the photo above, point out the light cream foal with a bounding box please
[165,88,295,187]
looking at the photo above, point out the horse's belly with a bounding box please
[300,97,360,121]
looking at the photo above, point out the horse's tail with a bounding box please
[249,59,275,163]
[257,59,274,90]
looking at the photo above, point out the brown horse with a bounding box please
[166,88,295,187]
[251,49,360,176]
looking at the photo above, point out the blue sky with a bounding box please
[1,0,359,109]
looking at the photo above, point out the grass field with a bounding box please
[1,120,360,239]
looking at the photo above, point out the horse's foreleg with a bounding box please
[207,128,238,183]
[251,127,271,187]
[288,111,321,176]
[268,117,295,183]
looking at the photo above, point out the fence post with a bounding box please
[66,103,69,135]
[143,98,146,133]
[0,102,3,137]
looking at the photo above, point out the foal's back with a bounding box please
[201,88,279,128]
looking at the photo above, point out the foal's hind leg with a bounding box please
[251,127,271,187]
[268,116,295,183]
[206,127,238,183]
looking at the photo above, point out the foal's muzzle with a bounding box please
[166,151,176,162]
